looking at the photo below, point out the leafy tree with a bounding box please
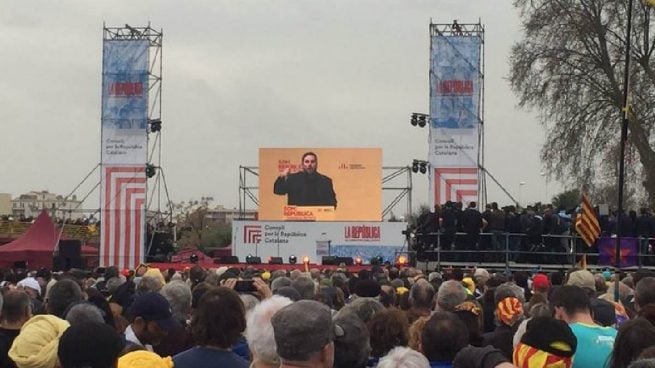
[552,188,581,210]
[510,0,655,206]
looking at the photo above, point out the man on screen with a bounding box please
[273,152,337,207]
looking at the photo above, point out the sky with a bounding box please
[0,0,563,215]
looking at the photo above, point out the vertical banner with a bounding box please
[429,35,481,206]
[100,40,149,269]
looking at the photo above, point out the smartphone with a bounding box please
[234,279,257,293]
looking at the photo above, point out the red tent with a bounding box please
[0,211,98,269]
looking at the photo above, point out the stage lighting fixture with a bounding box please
[189,253,199,264]
[269,256,283,264]
[396,255,408,266]
[246,255,262,264]
[412,160,419,173]
[149,119,162,132]
[370,256,383,265]
[354,256,363,266]
[289,255,297,264]
[146,164,157,178]
[303,256,310,264]
[410,113,428,128]
[419,162,427,174]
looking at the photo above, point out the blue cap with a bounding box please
[128,292,178,330]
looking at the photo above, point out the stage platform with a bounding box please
[148,262,375,273]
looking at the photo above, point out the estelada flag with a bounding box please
[575,192,601,247]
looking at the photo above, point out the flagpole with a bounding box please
[616,0,634,303]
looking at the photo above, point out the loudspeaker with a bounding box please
[53,255,86,272]
[58,240,81,258]
[215,256,239,264]
[337,257,354,266]
[246,256,262,264]
[269,257,283,264]
[322,256,338,265]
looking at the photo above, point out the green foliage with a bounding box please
[552,188,580,210]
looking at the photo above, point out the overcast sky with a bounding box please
[0,0,562,215]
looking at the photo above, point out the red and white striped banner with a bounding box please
[100,165,146,269]
[433,167,478,205]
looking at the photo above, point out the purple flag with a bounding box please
[597,237,639,267]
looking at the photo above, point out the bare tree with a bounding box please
[510,0,655,206]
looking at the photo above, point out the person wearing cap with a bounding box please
[16,277,44,315]
[271,300,342,368]
[513,316,577,368]
[246,295,294,368]
[125,292,178,352]
[173,287,248,368]
[550,285,616,368]
[565,269,597,296]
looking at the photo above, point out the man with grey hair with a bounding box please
[435,280,468,312]
[246,295,293,368]
[336,297,384,323]
[494,282,526,304]
[136,275,164,295]
[156,281,193,357]
[272,300,341,368]
[46,279,84,318]
[65,303,105,325]
[377,347,429,368]
[407,279,435,322]
[271,276,292,294]
[292,276,316,300]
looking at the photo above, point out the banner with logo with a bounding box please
[101,40,149,164]
[429,35,481,206]
[100,39,149,269]
[233,221,407,264]
[259,148,382,221]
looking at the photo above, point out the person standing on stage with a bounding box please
[273,152,337,208]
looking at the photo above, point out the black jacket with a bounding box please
[273,172,337,207]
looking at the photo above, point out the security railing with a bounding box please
[410,231,655,271]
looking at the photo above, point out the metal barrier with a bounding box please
[411,231,655,271]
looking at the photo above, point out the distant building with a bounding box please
[206,205,257,224]
[0,193,11,216]
[12,190,84,220]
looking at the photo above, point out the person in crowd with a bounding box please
[273,151,337,207]
[173,287,248,368]
[16,277,43,313]
[64,302,105,325]
[551,285,617,368]
[292,276,317,300]
[0,290,31,368]
[125,292,178,352]
[454,300,484,347]
[333,312,370,368]
[408,316,430,352]
[155,280,194,357]
[118,350,173,368]
[435,280,468,312]
[420,311,469,368]
[271,300,340,368]
[513,316,577,368]
[377,346,430,368]
[406,279,435,323]
[245,295,293,368]
[635,277,655,313]
[368,308,409,363]
[336,297,384,323]
[482,296,524,360]
[8,315,70,368]
[57,321,125,368]
[45,278,84,318]
[460,202,484,261]
[609,318,655,368]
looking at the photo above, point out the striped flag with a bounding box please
[575,192,601,247]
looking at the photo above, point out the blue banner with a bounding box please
[101,40,149,164]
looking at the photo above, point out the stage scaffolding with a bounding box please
[238,166,413,221]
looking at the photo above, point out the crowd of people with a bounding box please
[0,263,654,368]
[413,202,655,264]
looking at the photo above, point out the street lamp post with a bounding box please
[540,172,548,204]
[519,181,526,207]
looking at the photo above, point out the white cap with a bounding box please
[17,277,41,296]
